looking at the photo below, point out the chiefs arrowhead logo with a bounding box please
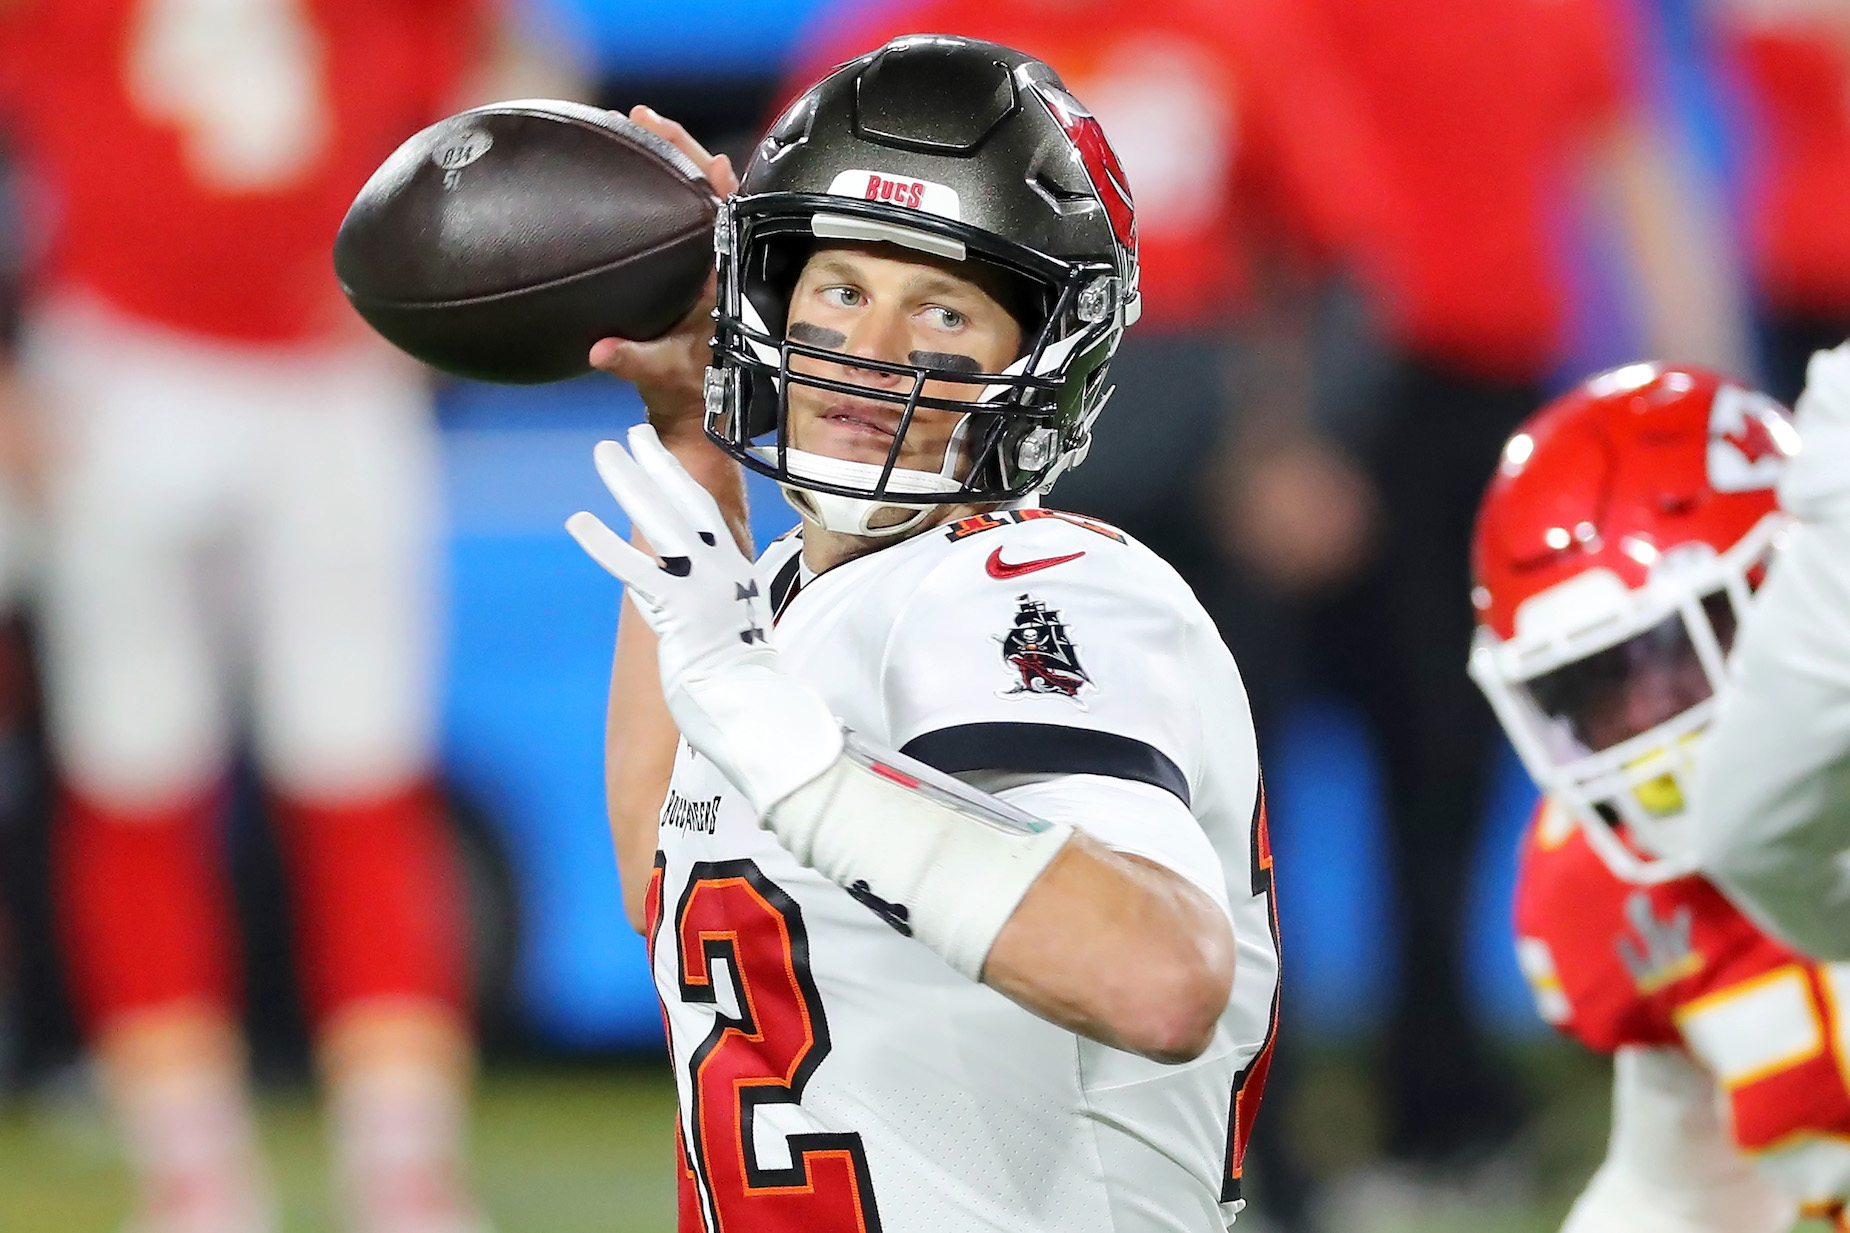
[1706,385,1796,493]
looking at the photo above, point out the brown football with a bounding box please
[334,100,719,384]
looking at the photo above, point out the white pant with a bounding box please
[25,295,440,808]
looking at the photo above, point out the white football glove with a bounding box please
[1788,343,1850,523]
[567,425,843,815]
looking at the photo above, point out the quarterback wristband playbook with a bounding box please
[766,730,1074,981]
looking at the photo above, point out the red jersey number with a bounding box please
[673,860,882,1233]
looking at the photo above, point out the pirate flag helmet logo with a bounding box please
[998,594,1092,706]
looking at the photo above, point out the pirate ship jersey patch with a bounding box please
[996,593,1093,708]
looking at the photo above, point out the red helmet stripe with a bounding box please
[1033,84,1137,260]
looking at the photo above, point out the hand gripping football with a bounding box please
[334,100,720,384]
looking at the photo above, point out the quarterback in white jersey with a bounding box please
[569,36,1279,1233]
[645,509,1275,1232]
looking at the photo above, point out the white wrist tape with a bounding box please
[765,730,1074,980]
[672,657,844,816]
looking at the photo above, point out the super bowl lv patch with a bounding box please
[997,594,1092,706]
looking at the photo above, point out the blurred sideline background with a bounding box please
[1,0,1844,1230]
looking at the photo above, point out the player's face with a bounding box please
[1528,595,1738,752]
[783,243,1024,473]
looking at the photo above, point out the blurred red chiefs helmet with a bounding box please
[1469,363,1798,883]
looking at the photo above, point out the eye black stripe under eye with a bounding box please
[786,322,846,348]
[909,351,981,373]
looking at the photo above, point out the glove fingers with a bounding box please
[565,511,668,603]
[592,439,693,560]
[627,425,732,544]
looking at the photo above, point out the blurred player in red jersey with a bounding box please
[0,4,573,1231]
[1288,0,1755,1176]
[1471,363,1850,1230]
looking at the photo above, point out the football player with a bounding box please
[572,36,1280,1233]
[1471,363,1850,1230]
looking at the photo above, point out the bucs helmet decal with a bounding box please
[1030,83,1137,261]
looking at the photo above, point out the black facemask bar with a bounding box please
[707,194,1125,504]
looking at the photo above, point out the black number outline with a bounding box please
[674,858,883,1232]
[1222,776,1282,1205]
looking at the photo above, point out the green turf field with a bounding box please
[0,1065,680,1233]
[0,1052,1831,1232]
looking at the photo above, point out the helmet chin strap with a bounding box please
[781,486,934,537]
[758,446,964,538]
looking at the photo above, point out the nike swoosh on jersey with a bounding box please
[985,547,1085,579]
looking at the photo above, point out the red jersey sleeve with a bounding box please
[1513,802,1850,1198]
[1512,801,1682,1054]
[1514,798,1850,1167]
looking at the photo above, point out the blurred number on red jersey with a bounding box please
[127,0,332,191]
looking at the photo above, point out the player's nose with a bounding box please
[1623,666,1702,739]
[838,304,913,385]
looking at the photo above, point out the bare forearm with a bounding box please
[606,606,676,933]
[985,839,1234,1063]
[602,434,747,934]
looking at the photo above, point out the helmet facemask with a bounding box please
[1469,515,1786,883]
[706,194,1130,537]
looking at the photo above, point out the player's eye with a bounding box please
[923,305,966,330]
[820,285,864,308]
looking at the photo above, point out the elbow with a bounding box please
[1118,943,1235,1065]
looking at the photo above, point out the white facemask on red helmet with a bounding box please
[1468,363,1798,883]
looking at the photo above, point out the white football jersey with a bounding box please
[648,503,1279,1233]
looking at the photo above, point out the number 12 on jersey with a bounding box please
[652,858,883,1232]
